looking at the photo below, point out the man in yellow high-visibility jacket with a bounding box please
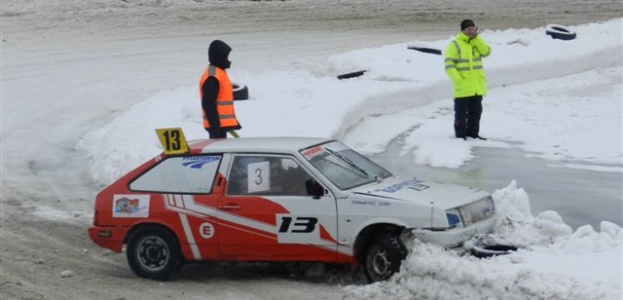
[445,19,491,140]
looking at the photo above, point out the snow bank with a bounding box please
[345,181,622,300]
[76,19,622,185]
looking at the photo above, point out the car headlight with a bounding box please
[445,197,496,229]
[459,197,496,227]
[446,209,462,228]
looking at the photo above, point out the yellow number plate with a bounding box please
[155,128,189,155]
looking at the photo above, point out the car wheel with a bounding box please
[545,24,576,41]
[233,83,249,100]
[363,234,407,282]
[126,225,183,280]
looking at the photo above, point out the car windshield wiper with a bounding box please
[324,148,377,181]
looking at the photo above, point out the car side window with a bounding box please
[227,155,313,196]
[129,155,222,194]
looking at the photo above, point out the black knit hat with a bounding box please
[461,19,476,30]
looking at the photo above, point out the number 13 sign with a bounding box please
[155,128,189,155]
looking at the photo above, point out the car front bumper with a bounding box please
[410,214,498,248]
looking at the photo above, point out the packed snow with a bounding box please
[2,0,622,298]
[72,20,623,299]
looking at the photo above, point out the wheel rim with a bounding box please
[136,235,170,272]
[366,245,392,281]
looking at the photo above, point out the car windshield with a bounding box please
[300,141,393,190]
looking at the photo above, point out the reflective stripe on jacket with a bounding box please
[199,65,240,129]
[444,33,491,98]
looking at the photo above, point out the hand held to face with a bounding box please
[464,26,478,39]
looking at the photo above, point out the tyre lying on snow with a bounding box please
[545,24,577,40]
[232,82,249,100]
[469,243,518,258]
[337,70,366,80]
[88,130,499,282]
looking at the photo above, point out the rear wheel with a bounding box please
[126,225,183,280]
[363,234,407,282]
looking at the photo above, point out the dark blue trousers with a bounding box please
[454,95,483,138]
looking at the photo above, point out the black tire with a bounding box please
[470,244,518,258]
[545,24,577,41]
[232,83,249,100]
[407,46,442,55]
[337,70,366,80]
[363,234,407,282]
[126,225,183,280]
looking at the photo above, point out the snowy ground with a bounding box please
[2,1,622,300]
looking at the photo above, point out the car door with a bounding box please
[216,154,339,262]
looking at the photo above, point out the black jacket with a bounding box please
[202,40,237,130]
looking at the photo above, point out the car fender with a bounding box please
[125,218,198,261]
[349,216,410,243]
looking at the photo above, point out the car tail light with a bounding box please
[97,229,112,238]
[93,209,99,226]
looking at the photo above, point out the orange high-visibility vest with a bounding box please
[199,65,240,129]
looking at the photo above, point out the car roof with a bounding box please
[188,137,332,154]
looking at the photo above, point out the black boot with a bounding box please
[470,135,487,140]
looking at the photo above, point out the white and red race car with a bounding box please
[88,129,497,282]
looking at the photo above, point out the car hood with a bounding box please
[351,176,489,209]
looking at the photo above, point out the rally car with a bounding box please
[88,129,497,282]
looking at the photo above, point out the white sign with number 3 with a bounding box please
[248,161,270,193]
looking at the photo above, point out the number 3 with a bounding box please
[254,168,263,185]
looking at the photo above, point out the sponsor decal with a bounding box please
[352,199,376,205]
[113,194,150,218]
[302,146,325,159]
[181,156,220,169]
[377,178,430,193]
[351,199,391,206]
[199,222,215,239]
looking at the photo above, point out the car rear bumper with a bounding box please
[88,226,131,253]
[411,214,497,248]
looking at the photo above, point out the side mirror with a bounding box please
[305,180,325,199]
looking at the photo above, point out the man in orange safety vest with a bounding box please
[199,40,241,139]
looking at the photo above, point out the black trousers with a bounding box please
[454,95,483,138]
[206,128,228,139]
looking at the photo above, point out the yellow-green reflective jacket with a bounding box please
[445,32,491,98]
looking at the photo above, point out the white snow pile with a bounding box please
[75,19,622,299]
[346,181,621,300]
[77,19,622,185]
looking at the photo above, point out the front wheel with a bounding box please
[126,225,183,280]
[364,234,407,282]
